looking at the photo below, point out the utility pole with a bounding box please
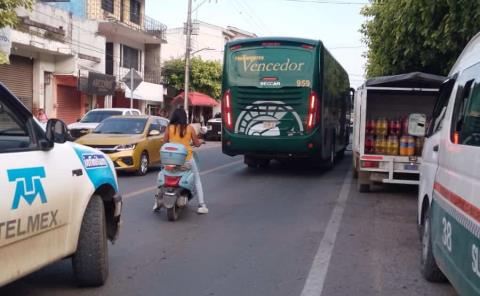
[130,67,134,109]
[184,0,193,122]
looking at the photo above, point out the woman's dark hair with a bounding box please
[169,108,188,137]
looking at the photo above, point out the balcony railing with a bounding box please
[144,15,167,41]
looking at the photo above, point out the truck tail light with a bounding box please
[361,161,379,168]
[223,89,233,130]
[307,91,320,132]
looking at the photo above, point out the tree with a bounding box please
[0,0,33,64]
[361,0,480,77]
[162,57,222,100]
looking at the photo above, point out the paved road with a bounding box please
[0,143,457,296]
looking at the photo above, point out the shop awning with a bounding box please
[173,91,219,107]
[125,82,163,102]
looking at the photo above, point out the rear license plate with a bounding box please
[217,131,221,135]
[404,164,418,171]
[263,121,277,129]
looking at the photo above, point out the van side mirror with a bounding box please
[46,119,70,145]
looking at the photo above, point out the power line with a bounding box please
[237,0,271,35]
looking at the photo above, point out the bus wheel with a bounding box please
[421,208,446,282]
[245,156,259,168]
[324,140,335,170]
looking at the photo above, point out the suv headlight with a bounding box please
[115,144,136,151]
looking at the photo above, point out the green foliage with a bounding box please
[163,58,222,100]
[361,0,480,77]
[0,0,33,28]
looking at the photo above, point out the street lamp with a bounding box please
[191,47,214,56]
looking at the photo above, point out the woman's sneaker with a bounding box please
[197,204,209,214]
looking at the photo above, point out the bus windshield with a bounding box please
[228,47,314,88]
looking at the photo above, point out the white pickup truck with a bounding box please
[0,83,122,287]
[352,72,444,192]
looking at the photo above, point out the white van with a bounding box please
[0,83,122,287]
[418,32,480,294]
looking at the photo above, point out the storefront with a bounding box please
[171,91,219,124]
[0,55,34,110]
[56,72,116,124]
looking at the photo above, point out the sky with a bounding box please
[146,0,368,87]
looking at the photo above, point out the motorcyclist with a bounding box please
[154,108,209,214]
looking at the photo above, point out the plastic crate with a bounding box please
[160,143,188,165]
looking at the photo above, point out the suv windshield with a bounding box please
[94,118,147,134]
[80,110,123,123]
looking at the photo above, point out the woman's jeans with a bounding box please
[188,153,205,206]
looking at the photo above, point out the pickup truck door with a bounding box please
[0,89,74,284]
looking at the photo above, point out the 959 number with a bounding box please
[296,80,311,87]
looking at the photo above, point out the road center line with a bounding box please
[300,170,353,296]
[122,160,242,199]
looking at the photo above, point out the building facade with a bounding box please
[161,21,256,63]
[0,2,106,123]
[86,0,167,114]
[0,0,167,124]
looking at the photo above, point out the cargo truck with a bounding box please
[352,72,445,192]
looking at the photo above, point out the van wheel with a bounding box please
[72,195,108,287]
[421,208,446,282]
[137,152,149,176]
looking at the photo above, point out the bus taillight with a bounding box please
[223,89,233,130]
[307,91,319,131]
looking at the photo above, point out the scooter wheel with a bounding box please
[167,206,179,221]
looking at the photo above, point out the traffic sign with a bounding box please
[122,69,143,91]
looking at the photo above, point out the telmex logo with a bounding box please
[7,167,47,210]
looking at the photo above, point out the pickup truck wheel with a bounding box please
[72,194,108,287]
[421,209,446,282]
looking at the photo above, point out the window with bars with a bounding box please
[121,45,140,70]
[102,0,114,13]
[130,0,141,24]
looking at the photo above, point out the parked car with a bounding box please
[68,108,141,139]
[418,32,480,295]
[205,117,222,141]
[76,116,168,175]
[0,83,122,287]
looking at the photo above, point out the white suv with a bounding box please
[0,83,122,287]
[68,108,141,139]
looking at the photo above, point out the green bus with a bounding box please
[221,37,351,168]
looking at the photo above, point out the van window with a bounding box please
[429,78,455,136]
[451,77,480,146]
